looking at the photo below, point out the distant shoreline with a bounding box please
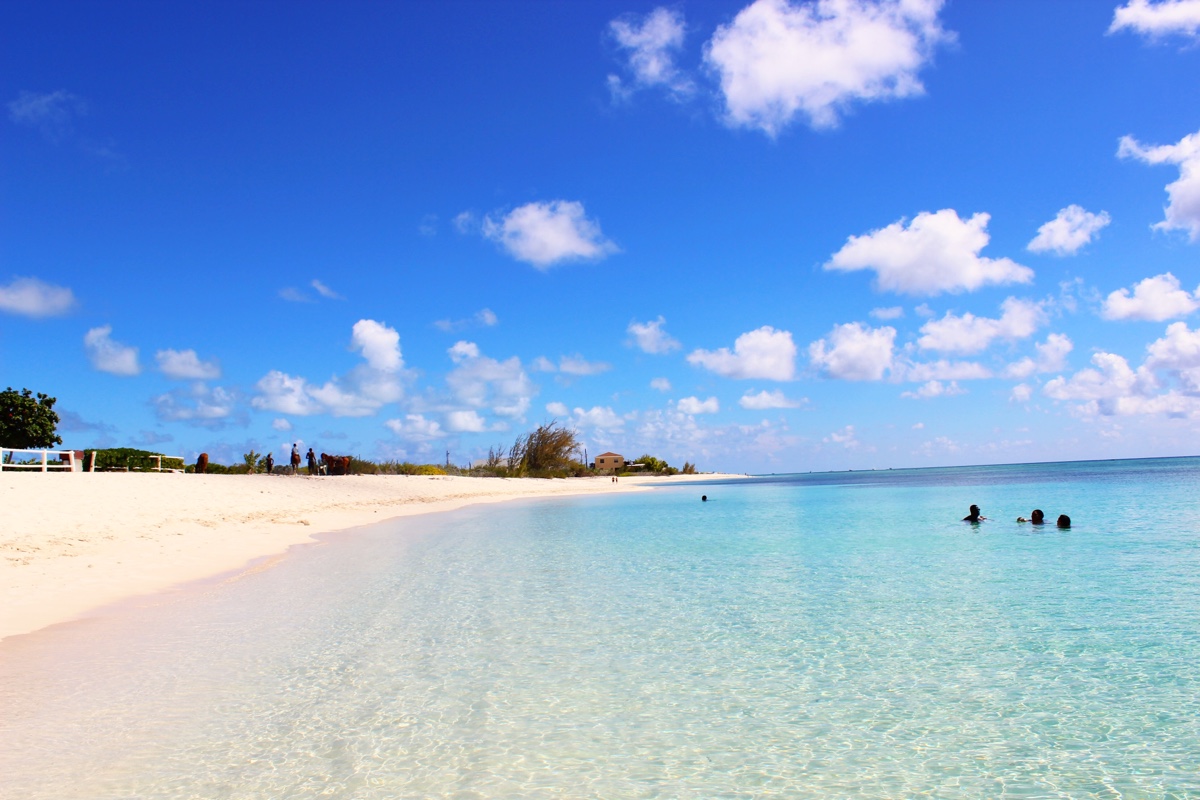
[0,472,744,642]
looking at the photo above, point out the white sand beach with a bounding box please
[0,472,733,641]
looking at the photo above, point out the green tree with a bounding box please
[242,449,262,474]
[0,387,62,450]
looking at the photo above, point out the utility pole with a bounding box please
[446,449,450,470]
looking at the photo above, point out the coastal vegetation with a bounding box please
[1,387,62,451]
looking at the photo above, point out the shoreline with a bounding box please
[0,472,740,641]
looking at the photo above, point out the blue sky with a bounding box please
[4,0,1200,472]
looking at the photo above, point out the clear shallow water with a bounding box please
[2,458,1200,798]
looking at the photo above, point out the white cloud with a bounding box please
[558,355,612,376]
[627,316,682,354]
[434,308,499,332]
[272,418,292,432]
[1118,128,1200,240]
[546,402,570,416]
[870,305,904,320]
[739,389,805,409]
[445,410,488,433]
[1028,205,1111,255]
[912,421,925,429]
[608,7,694,100]
[252,320,406,417]
[153,383,235,425]
[351,319,404,372]
[1109,0,1200,38]
[1101,272,1200,321]
[1044,352,1155,408]
[826,209,1034,295]
[678,396,720,414]
[482,200,617,268]
[7,90,85,140]
[650,377,672,392]
[809,322,895,380]
[311,279,343,300]
[279,287,312,303]
[917,297,1045,354]
[824,424,859,448]
[1010,383,1033,403]
[703,0,950,134]
[386,414,445,442]
[688,325,797,380]
[898,359,991,382]
[1145,321,1200,390]
[445,342,536,418]
[0,277,76,317]
[84,325,140,376]
[156,348,220,380]
[901,379,965,399]
[1004,333,1074,379]
[530,356,556,372]
[570,405,626,430]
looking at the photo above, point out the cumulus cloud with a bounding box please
[703,0,950,134]
[897,359,991,382]
[445,410,489,433]
[1118,128,1200,240]
[252,319,406,417]
[739,389,805,409]
[608,7,694,101]
[825,209,1034,295]
[153,383,236,426]
[1109,0,1200,38]
[84,325,140,376]
[1010,383,1033,403]
[1101,272,1200,321]
[482,200,618,268]
[824,424,859,448]
[916,297,1045,354]
[156,348,220,380]
[901,379,965,399]
[445,341,536,418]
[870,305,904,320]
[272,418,292,431]
[8,90,86,140]
[688,326,797,380]
[1144,321,1200,390]
[558,355,612,376]
[0,277,76,318]
[351,319,404,372]
[650,377,672,391]
[809,322,895,380]
[1028,205,1111,255]
[1004,333,1074,379]
[1044,352,1158,414]
[627,316,682,354]
[562,405,626,431]
[678,396,720,414]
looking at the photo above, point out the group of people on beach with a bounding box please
[963,505,1071,528]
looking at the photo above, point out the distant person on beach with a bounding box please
[306,448,317,476]
[963,504,985,522]
[264,453,274,475]
[1017,509,1045,524]
[1057,514,1071,528]
[290,444,300,475]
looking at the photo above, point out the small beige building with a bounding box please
[594,452,625,472]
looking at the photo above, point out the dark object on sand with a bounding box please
[195,453,208,474]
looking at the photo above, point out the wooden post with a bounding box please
[41,450,48,472]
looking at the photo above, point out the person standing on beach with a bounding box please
[306,448,317,476]
[264,453,274,475]
[290,444,300,475]
[963,504,986,522]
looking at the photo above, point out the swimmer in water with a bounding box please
[1057,514,1071,528]
[702,495,707,502]
[963,504,986,522]
[1017,509,1045,525]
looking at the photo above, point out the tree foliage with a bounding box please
[0,387,62,450]
[508,420,582,477]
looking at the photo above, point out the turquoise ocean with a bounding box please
[2,457,1200,798]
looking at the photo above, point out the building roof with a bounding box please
[596,452,624,457]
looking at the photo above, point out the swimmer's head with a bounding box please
[1031,509,1044,524]
[1057,514,1071,528]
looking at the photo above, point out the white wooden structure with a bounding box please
[0,448,81,472]
[149,454,185,472]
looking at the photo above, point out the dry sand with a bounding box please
[1,471,734,641]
